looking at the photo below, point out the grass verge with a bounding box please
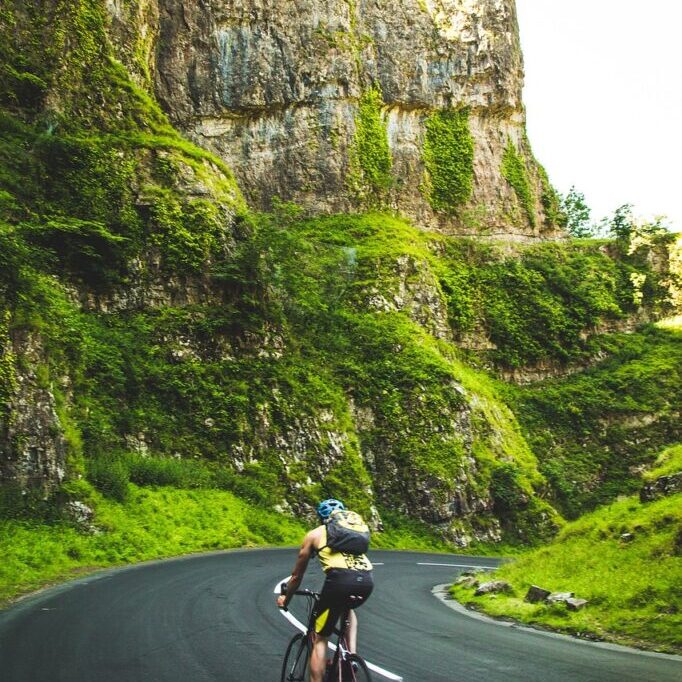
[450,484,682,653]
[0,484,307,607]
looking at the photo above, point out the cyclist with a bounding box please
[277,499,374,682]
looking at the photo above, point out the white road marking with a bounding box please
[273,577,403,682]
[417,562,495,569]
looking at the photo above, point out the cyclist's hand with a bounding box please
[277,594,287,610]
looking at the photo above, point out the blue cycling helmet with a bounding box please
[316,498,345,521]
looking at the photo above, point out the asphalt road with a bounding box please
[0,549,680,681]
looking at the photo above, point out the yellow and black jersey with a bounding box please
[316,526,373,573]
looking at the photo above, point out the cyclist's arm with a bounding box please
[281,529,317,608]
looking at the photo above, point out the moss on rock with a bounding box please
[349,87,393,204]
[502,140,535,227]
[422,108,474,213]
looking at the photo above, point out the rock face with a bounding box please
[0,329,68,495]
[152,0,558,237]
[640,473,682,502]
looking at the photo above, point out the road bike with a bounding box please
[280,587,372,682]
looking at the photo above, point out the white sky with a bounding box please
[516,0,682,231]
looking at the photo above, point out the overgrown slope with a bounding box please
[451,443,682,653]
[506,323,682,518]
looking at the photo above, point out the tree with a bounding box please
[561,186,593,237]
[606,204,635,241]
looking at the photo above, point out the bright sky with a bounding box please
[516,0,682,231]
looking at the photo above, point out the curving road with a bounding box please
[0,549,680,681]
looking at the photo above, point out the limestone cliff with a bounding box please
[150,0,559,237]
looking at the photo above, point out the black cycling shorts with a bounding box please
[312,568,374,638]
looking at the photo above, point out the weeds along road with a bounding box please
[0,549,680,681]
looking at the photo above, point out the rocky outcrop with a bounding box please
[524,587,588,611]
[363,254,452,340]
[475,580,512,596]
[0,329,68,495]
[151,0,559,237]
[640,473,682,502]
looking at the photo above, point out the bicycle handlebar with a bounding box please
[279,582,320,611]
[280,581,319,599]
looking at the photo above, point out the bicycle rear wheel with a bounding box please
[325,653,372,682]
[281,632,310,682]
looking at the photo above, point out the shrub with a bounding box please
[125,454,203,488]
[87,457,130,502]
[490,463,528,514]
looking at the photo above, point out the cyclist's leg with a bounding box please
[345,575,374,654]
[347,609,358,654]
[309,633,328,682]
[310,580,342,682]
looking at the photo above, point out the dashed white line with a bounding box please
[273,577,403,681]
[417,562,495,569]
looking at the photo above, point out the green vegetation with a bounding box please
[437,237,674,368]
[371,509,453,553]
[349,88,393,203]
[0,0,244,294]
[422,108,474,213]
[2,197,674,544]
[510,324,682,517]
[0,483,307,606]
[644,444,682,481]
[501,140,535,226]
[451,469,682,653]
[0,310,16,419]
[2,0,681,623]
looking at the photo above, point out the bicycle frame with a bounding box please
[282,588,368,682]
[325,608,354,681]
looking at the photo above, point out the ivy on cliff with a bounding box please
[436,237,670,368]
[538,164,566,229]
[0,311,16,422]
[502,139,536,227]
[348,87,393,204]
[422,108,474,213]
[0,0,247,290]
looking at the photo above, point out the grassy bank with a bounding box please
[451,450,682,653]
[0,484,309,607]
[0,482,463,607]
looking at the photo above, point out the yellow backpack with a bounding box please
[325,510,370,555]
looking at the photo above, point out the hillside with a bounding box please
[451,441,682,653]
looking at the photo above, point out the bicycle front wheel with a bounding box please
[344,654,372,682]
[281,632,310,682]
